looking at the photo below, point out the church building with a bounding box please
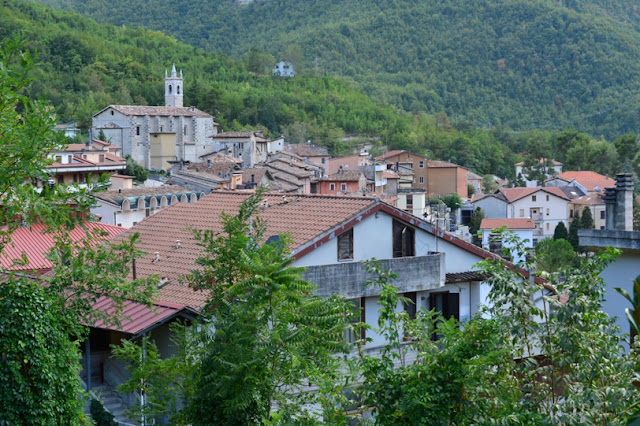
[92,65,218,171]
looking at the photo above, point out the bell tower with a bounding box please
[164,64,183,108]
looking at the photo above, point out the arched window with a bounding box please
[122,200,130,211]
[177,85,181,95]
[190,193,197,203]
[160,196,168,207]
[171,195,178,205]
[150,197,158,209]
[137,199,146,210]
[180,194,188,203]
[169,85,172,94]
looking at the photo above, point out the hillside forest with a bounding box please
[3,0,640,181]
[33,0,640,140]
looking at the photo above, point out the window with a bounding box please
[419,176,424,184]
[330,183,335,191]
[110,110,114,115]
[546,195,550,201]
[429,292,460,340]
[406,195,413,207]
[519,209,524,217]
[393,220,415,257]
[177,85,180,95]
[99,154,105,162]
[184,125,188,135]
[546,223,550,230]
[337,229,354,261]
[160,126,163,132]
[570,209,574,218]
[345,298,365,344]
[58,175,64,184]
[169,84,172,94]
[136,126,140,136]
[72,174,78,183]
[600,210,605,219]
[419,161,424,168]
[132,222,138,226]
[546,208,550,216]
[532,195,537,202]
[341,183,347,191]
[403,292,417,320]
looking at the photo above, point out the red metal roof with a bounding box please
[1,223,126,272]
[90,296,194,336]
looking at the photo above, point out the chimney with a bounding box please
[175,240,181,249]
[614,173,634,231]
[153,252,160,263]
[604,187,616,230]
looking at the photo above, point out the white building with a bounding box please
[474,187,570,242]
[92,65,218,171]
[91,186,205,228]
[273,61,295,77]
[514,159,562,188]
[480,218,535,263]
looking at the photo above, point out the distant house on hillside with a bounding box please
[514,158,562,187]
[273,61,295,77]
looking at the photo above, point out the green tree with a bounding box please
[123,155,149,182]
[0,41,156,423]
[534,237,578,273]
[581,205,595,229]
[443,193,462,211]
[568,209,581,251]
[553,221,568,240]
[467,183,475,197]
[482,174,498,193]
[183,192,351,424]
[469,207,485,244]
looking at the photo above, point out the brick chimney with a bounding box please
[606,173,634,231]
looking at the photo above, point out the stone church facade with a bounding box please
[92,65,218,171]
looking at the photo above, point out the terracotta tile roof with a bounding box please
[267,160,315,178]
[104,105,212,118]
[480,218,535,230]
[498,187,569,202]
[375,150,407,160]
[382,171,400,179]
[116,193,377,309]
[427,160,465,169]
[467,171,483,180]
[1,223,126,272]
[242,168,267,184]
[185,161,239,176]
[570,193,605,206]
[284,144,330,157]
[557,171,615,192]
[199,151,243,163]
[327,154,369,174]
[324,170,364,181]
[90,297,196,336]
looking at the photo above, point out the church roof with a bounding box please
[95,105,213,119]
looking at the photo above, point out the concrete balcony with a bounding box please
[303,253,445,299]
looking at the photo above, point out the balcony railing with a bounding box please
[303,253,445,299]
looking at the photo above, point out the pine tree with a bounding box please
[581,206,595,229]
[553,221,568,240]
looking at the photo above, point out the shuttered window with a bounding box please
[338,229,354,261]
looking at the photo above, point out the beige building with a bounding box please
[45,140,126,188]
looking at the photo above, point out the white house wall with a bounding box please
[474,197,508,219]
[508,195,569,239]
